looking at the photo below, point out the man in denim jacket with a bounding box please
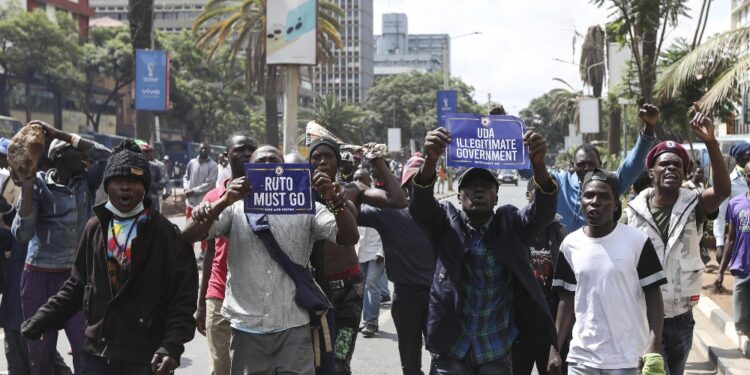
[11,121,111,375]
[410,127,558,374]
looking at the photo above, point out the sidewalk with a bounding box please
[692,249,750,375]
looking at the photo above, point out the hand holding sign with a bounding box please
[424,127,452,161]
[524,131,548,167]
[225,177,251,205]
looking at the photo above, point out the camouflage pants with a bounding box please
[325,274,364,375]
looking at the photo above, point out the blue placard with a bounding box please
[245,163,316,214]
[437,90,457,128]
[446,114,530,169]
[135,50,170,111]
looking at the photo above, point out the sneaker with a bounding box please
[361,323,378,337]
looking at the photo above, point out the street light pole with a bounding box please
[443,31,481,192]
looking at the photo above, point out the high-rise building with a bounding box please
[90,0,204,32]
[374,13,449,77]
[314,0,374,103]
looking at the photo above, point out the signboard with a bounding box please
[245,163,316,214]
[436,90,457,128]
[387,128,401,152]
[135,50,170,111]
[266,0,317,65]
[579,97,600,134]
[446,114,529,169]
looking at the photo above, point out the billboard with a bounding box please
[437,90,457,128]
[266,0,317,65]
[135,50,170,111]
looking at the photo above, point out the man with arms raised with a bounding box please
[410,127,558,374]
[624,106,730,375]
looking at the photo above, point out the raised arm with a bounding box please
[614,104,658,196]
[181,177,249,243]
[690,104,730,214]
[11,174,39,243]
[410,128,450,237]
[516,131,558,241]
[359,156,407,209]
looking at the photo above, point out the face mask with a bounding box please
[105,200,144,219]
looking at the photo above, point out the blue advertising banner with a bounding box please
[135,50,170,111]
[245,163,316,214]
[446,114,529,169]
[437,90,457,128]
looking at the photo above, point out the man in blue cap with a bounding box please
[714,142,750,263]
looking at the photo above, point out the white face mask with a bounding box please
[105,200,145,219]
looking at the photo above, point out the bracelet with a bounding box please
[70,134,80,148]
[533,176,559,195]
[411,171,436,189]
[326,201,345,216]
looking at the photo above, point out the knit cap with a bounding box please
[103,141,151,193]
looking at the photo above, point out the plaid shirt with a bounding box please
[449,220,517,364]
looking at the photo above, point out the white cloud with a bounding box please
[372,0,731,113]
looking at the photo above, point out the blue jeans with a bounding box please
[429,353,512,375]
[360,260,385,324]
[734,273,750,334]
[379,269,390,299]
[661,310,694,375]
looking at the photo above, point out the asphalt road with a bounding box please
[0,181,713,374]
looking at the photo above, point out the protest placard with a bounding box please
[446,114,529,169]
[245,163,316,214]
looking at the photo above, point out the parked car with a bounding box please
[498,169,518,186]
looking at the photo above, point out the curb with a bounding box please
[692,294,750,375]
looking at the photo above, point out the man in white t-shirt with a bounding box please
[548,169,667,375]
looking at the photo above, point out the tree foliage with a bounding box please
[192,0,344,146]
[80,27,133,132]
[160,31,263,143]
[311,94,368,144]
[363,71,483,146]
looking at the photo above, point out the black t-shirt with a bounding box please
[357,206,436,287]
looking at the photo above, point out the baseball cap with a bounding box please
[581,168,622,220]
[457,168,500,191]
[401,155,425,186]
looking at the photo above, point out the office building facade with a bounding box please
[314,0,374,103]
[374,13,449,77]
[90,0,203,32]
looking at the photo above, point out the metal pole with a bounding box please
[443,40,454,192]
[283,65,299,154]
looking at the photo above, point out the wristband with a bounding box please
[533,176,558,195]
[70,134,80,148]
[411,172,436,189]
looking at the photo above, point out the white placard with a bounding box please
[387,128,401,153]
[579,97,600,134]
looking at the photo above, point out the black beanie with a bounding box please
[103,146,151,193]
[308,137,342,167]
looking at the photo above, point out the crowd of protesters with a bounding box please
[0,100,746,375]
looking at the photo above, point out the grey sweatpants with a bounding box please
[229,325,314,375]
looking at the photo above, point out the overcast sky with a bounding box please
[372,0,731,113]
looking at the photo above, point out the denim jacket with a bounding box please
[12,143,111,269]
[408,176,559,355]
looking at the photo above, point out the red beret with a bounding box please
[646,141,690,174]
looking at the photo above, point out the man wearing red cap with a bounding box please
[623,107,730,375]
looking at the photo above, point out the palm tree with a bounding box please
[193,0,344,146]
[655,27,747,113]
[312,94,366,143]
[580,25,605,98]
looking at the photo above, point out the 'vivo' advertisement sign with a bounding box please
[135,50,170,111]
[437,90,457,128]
